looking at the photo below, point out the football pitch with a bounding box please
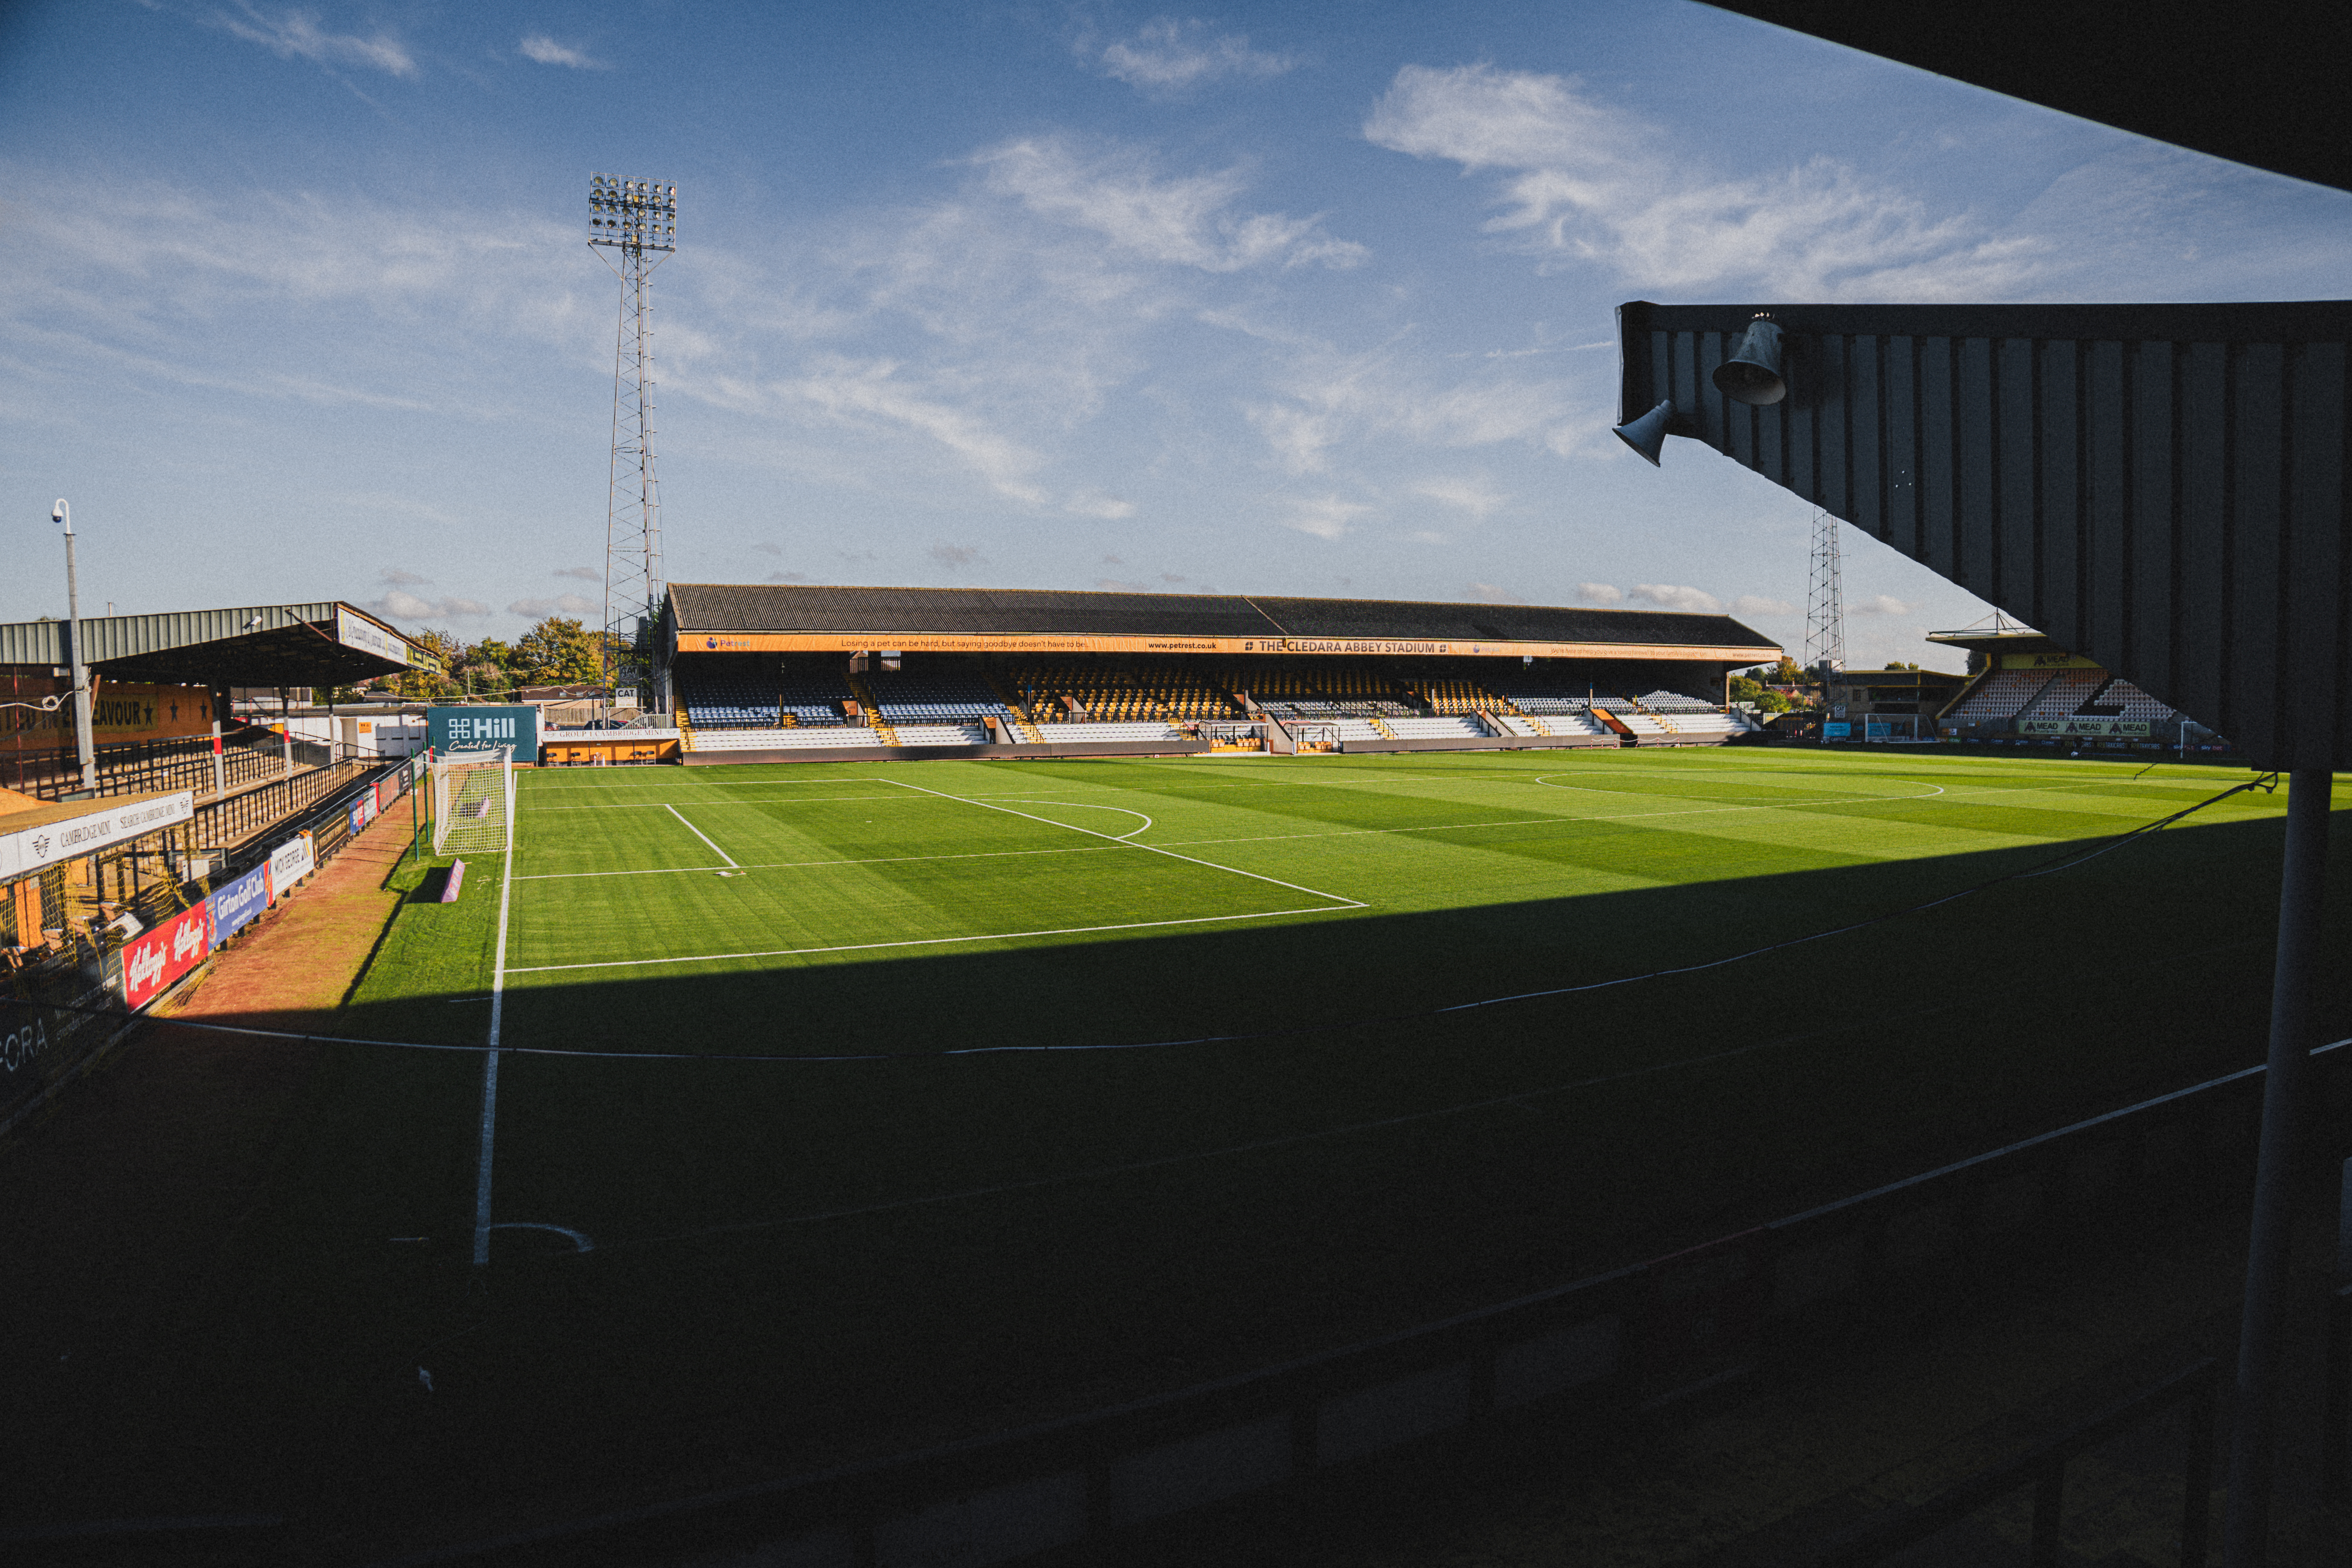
[203,748,2348,1510]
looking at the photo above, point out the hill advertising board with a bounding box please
[426,706,538,764]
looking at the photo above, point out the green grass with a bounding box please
[141,748,2352,1524]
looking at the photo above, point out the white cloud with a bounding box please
[1628,583,1725,614]
[1409,530,1449,544]
[1248,352,1588,474]
[1465,581,1525,604]
[507,594,597,617]
[929,543,985,571]
[1412,476,1508,519]
[1732,594,1797,618]
[1853,593,1912,616]
[1096,576,1152,592]
[766,572,812,584]
[1065,491,1136,520]
[1576,582,1624,604]
[371,588,488,622]
[553,565,601,580]
[1090,18,1296,93]
[212,5,417,78]
[1285,495,1370,540]
[975,136,1364,273]
[777,357,1052,505]
[379,567,430,586]
[519,34,604,69]
[1364,64,2045,300]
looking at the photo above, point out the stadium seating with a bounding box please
[691,727,883,751]
[1943,668,2050,723]
[2084,678,2182,724]
[1492,713,1546,737]
[1032,721,1185,742]
[2020,668,2105,717]
[1420,678,1506,715]
[1383,715,1490,739]
[862,667,1012,726]
[1636,690,1720,712]
[675,654,781,730]
[889,721,991,746]
[1002,662,1237,724]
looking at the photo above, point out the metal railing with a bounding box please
[368,1040,2346,1568]
[1811,1359,2218,1567]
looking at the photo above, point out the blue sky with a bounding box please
[7,2,2350,670]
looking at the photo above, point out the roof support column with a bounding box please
[2225,768,2334,1567]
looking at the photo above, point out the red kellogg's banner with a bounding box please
[122,901,216,1011]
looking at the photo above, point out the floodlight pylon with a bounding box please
[1803,506,1846,674]
[588,173,677,702]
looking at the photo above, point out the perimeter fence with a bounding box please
[356,1036,2352,1568]
[2,753,419,1140]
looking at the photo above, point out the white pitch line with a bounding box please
[666,804,739,868]
[514,844,1122,881]
[504,906,1353,974]
[470,819,517,1269]
[530,796,913,811]
[879,776,1365,909]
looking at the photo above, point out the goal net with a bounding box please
[432,746,515,855]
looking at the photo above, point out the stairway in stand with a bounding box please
[843,673,901,745]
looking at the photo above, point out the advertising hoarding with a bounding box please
[2017,718,2152,737]
[1821,722,1852,738]
[426,706,539,764]
[2002,652,2102,671]
[679,631,1779,662]
[335,607,423,670]
[0,791,195,883]
[209,863,272,940]
[123,900,215,1011]
[268,831,315,891]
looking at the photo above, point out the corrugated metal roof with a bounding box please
[0,601,423,685]
[665,583,1775,651]
[1616,299,2352,769]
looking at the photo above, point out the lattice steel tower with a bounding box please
[587,173,677,699]
[1803,506,1846,675]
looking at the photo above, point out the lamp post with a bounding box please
[51,500,96,795]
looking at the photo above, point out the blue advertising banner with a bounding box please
[209,863,272,940]
[426,705,539,764]
[1822,722,1851,739]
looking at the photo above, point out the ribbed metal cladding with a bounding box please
[1617,301,2352,770]
[0,603,340,668]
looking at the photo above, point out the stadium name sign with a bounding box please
[0,791,196,881]
[2018,718,2153,737]
[686,632,1776,662]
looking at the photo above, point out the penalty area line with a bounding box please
[503,905,1358,975]
[665,803,739,868]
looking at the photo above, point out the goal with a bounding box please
[432,746,515,855]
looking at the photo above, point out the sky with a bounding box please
[6,2,2350,671]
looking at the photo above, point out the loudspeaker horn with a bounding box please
[1612,398,1678,466]
[1712,317,1786,406]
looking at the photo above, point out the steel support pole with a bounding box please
[2223,768,2334,1566]
[62,528,95,795]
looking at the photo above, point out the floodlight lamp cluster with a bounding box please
[588,172,678,251]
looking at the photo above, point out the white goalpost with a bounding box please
[433,746,516,855]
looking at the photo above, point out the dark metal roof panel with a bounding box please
[667,582,1777,652]
[1617,299,2352,769]
[668,583,1277,638]
[1250,595,1770,648]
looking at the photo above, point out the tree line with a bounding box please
[371,616,621,699]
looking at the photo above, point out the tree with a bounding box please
[383,628,465,698]
[510,617,604,687]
